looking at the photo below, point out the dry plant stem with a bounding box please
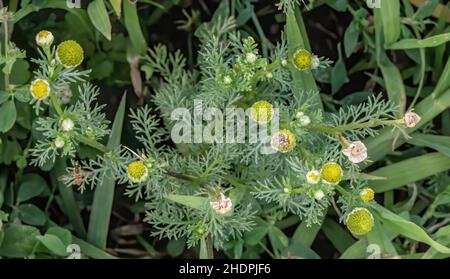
[427,217,450,233]
[331,196,342,219]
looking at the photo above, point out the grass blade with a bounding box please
[374,7,406,116]
[123,0,148,55]
[371,203,450,254]
[285,9,322,109]
[73,236,117,259]
[370,153,450,192]
[366,219,398,256]
[408,133,450,156]
[422,225,450,259]
[339,238,368,259]
[87,0,112,40]
[292,214,325,247]
[87,94,127,249]
[50,158,87,238]
[380,0,401,45]
[321,218,355,253]
[387,32,450,49]
[109,0,122,18]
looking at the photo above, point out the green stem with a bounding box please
[77,134,110,154]
[258,241,276,259]
[335,184,349,196]
[251,12,269,57]
[49,93,64,116]
[307,119,405,136]
[335,119,404,132]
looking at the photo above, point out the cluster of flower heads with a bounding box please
[30,31,85,103]
[26,25,426,249]
[243,47,423,236]
[28,31,111,183]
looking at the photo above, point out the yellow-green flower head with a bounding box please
[293,49,313,70]
[360,187,375,203]
[56,40,84,68]
[35,30,54,47]
[320,162,343,185]
[306,170,320,184]
[346,208,374,236]
[30,79,50,100]
[271,129,297,153]
[250,101,274,123]
[127,161,149,183]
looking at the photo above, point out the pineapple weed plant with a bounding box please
[0,0,449,259]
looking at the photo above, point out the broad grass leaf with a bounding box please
[414,0,440,20]
[370,153,450,192]
[422,225,450,259]
[380,0,401,45]
[109,0,122,17]
[371,204,450,254]
[366,219,398,257]
[87,0,112,40]
[87,94,126,249]
[268,226,289,251]
[373,7,406,117]
[339,238,368,259]
[50,158,86,238]
[409,133,450,157]
[387,32,450,49]
[322,218,355,253]
[72,235,117,259]
[292,214,325,247]
[344,20,360,57]
[123,0,148,55]
[331,43,349,94]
